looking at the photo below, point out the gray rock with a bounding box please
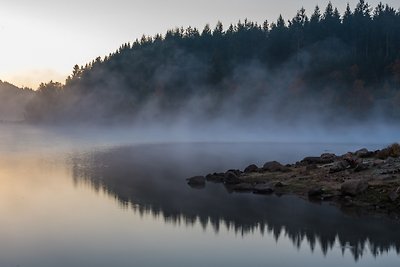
[354,163,369,172]
[355,148,373,158]
[206,173,225,183]
[263,161,290,172]
[320,153,337,161]
[244,164,258,173]
[389,186,400,202]
[385,157,396,164]
[341,180,368,196]
[226,169,242,176]
[342,153,360,167]
[373,159,385,166]
[388,191,399,202]
[329,160,350,173]
[187,176,206,186]
[253,184,274,194]
[224,171,242,184]
[302,156,333,165]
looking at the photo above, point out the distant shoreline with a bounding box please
[188,144,400,220]
[0,120,24,124]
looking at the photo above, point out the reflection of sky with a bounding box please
[0,152,399,267]
[0,131,399,266]
[0,0,399,88]
[69,142,400,262]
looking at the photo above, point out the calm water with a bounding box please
[0,125,399,267]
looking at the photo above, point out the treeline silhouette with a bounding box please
[25,1,400,123]
[0,80,33,121]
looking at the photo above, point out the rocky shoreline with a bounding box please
[187,144,400,220]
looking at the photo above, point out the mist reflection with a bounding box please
[69,144,400,261]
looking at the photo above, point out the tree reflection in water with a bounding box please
[69,144,400,261]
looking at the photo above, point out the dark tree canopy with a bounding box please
[24,1,400,124]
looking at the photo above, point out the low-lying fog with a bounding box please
[0,121,397,156]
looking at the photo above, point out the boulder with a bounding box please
[226,169,242,176]
[320,153,337,161]
[342,153,360,167]
[302,156,333,165]
[388,187,400,202]
[373,159,385,167]
[354,163,369,172]
[224,171,242,184]
[385,157,396,165]
[263,161,290,172]
[253,184,274,194]
[244,164,258,173]
[187,176,206,187]
[341,180,368,196]
[355,148,373,158]
[206,173,225,183]
[329,160,350,173]
[388,191,399,202]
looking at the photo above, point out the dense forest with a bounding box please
[0,81,33,121]
[24,1,400,124]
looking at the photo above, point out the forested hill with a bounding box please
[0,81,33,121]
[26,1,400,124]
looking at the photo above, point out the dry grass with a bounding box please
[376,143,400,159]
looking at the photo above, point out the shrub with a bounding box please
[376,143,400,159]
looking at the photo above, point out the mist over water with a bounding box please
[18,47,400,146]
[1,2,400,265]
[0,125,398,267]
[22,4,400,130]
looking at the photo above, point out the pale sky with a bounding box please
[0,0,398,89]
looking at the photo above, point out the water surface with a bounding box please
[0,125,398,267]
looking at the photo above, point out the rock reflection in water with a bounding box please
[69,144,400,261]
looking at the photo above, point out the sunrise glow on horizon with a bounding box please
[1,0,398,89]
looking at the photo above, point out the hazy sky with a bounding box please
[0,0,398,88]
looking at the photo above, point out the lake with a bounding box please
[0,125,398,267]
